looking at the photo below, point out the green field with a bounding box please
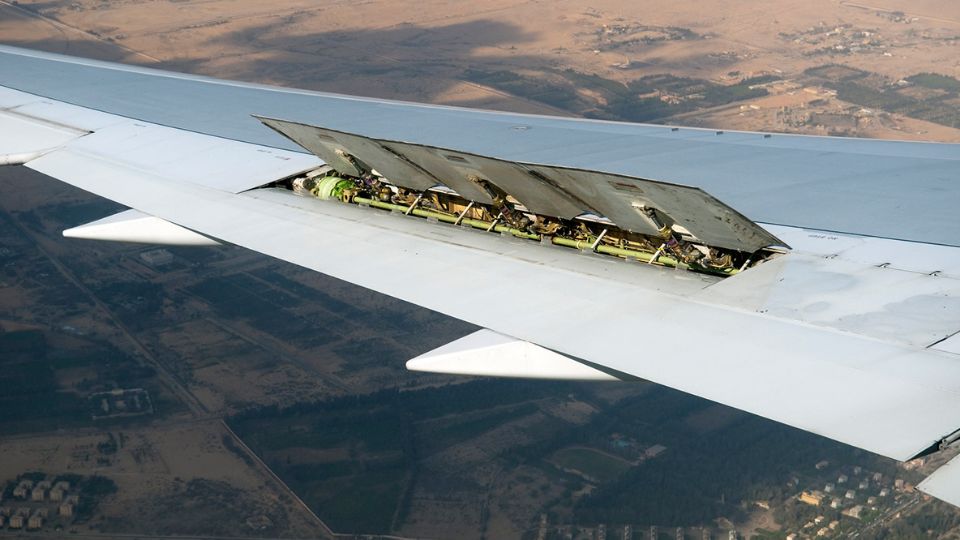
[551,447,631,483]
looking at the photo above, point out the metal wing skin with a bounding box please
[3,45,960,506]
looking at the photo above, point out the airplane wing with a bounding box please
[2,45,960,505]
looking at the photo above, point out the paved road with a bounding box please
[848,493,922,538]
[2,207,210,417]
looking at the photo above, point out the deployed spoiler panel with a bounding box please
[257,116,785,253]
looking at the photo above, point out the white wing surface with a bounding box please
[2,45,960,504]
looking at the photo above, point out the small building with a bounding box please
[859,480,869,490]
[831,499,843,509]
[12,480,32,499]
[853,466,862,475]
[140,248,174,267]
[49,488,63,502]
[786,534,798,540]
[0,507,11,516]
[838,474,849,484]
[867,496,878,505]
[644,444,667,458]
[814,515,825,525]
[30,487,45,502]
[799,491,824,506]
[903,458,925,471]
[27,513,43,530]
[879,488,890,497]
[843,505,864,519]
[872,472,883,482]
[845,489,856,500]
[36,480,51,490]
[815,460,830,470]
[829,520,840,530]
[824,483,835,493]
[9,514,24,529]
[58,503,74,517]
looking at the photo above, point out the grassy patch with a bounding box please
[422,403,539,454]
[463,68,770,123]
[551,447,631,483]
[907,73,960,92]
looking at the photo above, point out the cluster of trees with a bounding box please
[230,379,578,426]
[228,377,905,532]
[0,330,90,434]
[859,502,960,540]
[228,379,580,534]
[572,386,875,526]
[807,64,960,129]
[463,68,774,123]
[93,281,164,324]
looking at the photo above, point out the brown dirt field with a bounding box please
[2,1,959,139]
[153,318,335,413]
[0,421,324,537]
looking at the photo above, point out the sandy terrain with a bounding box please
[2,0,959,140]
[153,318,339,413]
[0,420,324,537]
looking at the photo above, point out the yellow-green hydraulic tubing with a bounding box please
[355,196,539,239]
[352,196,737,275]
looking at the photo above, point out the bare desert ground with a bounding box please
[0,420,326,537]
[2,0,960,139]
